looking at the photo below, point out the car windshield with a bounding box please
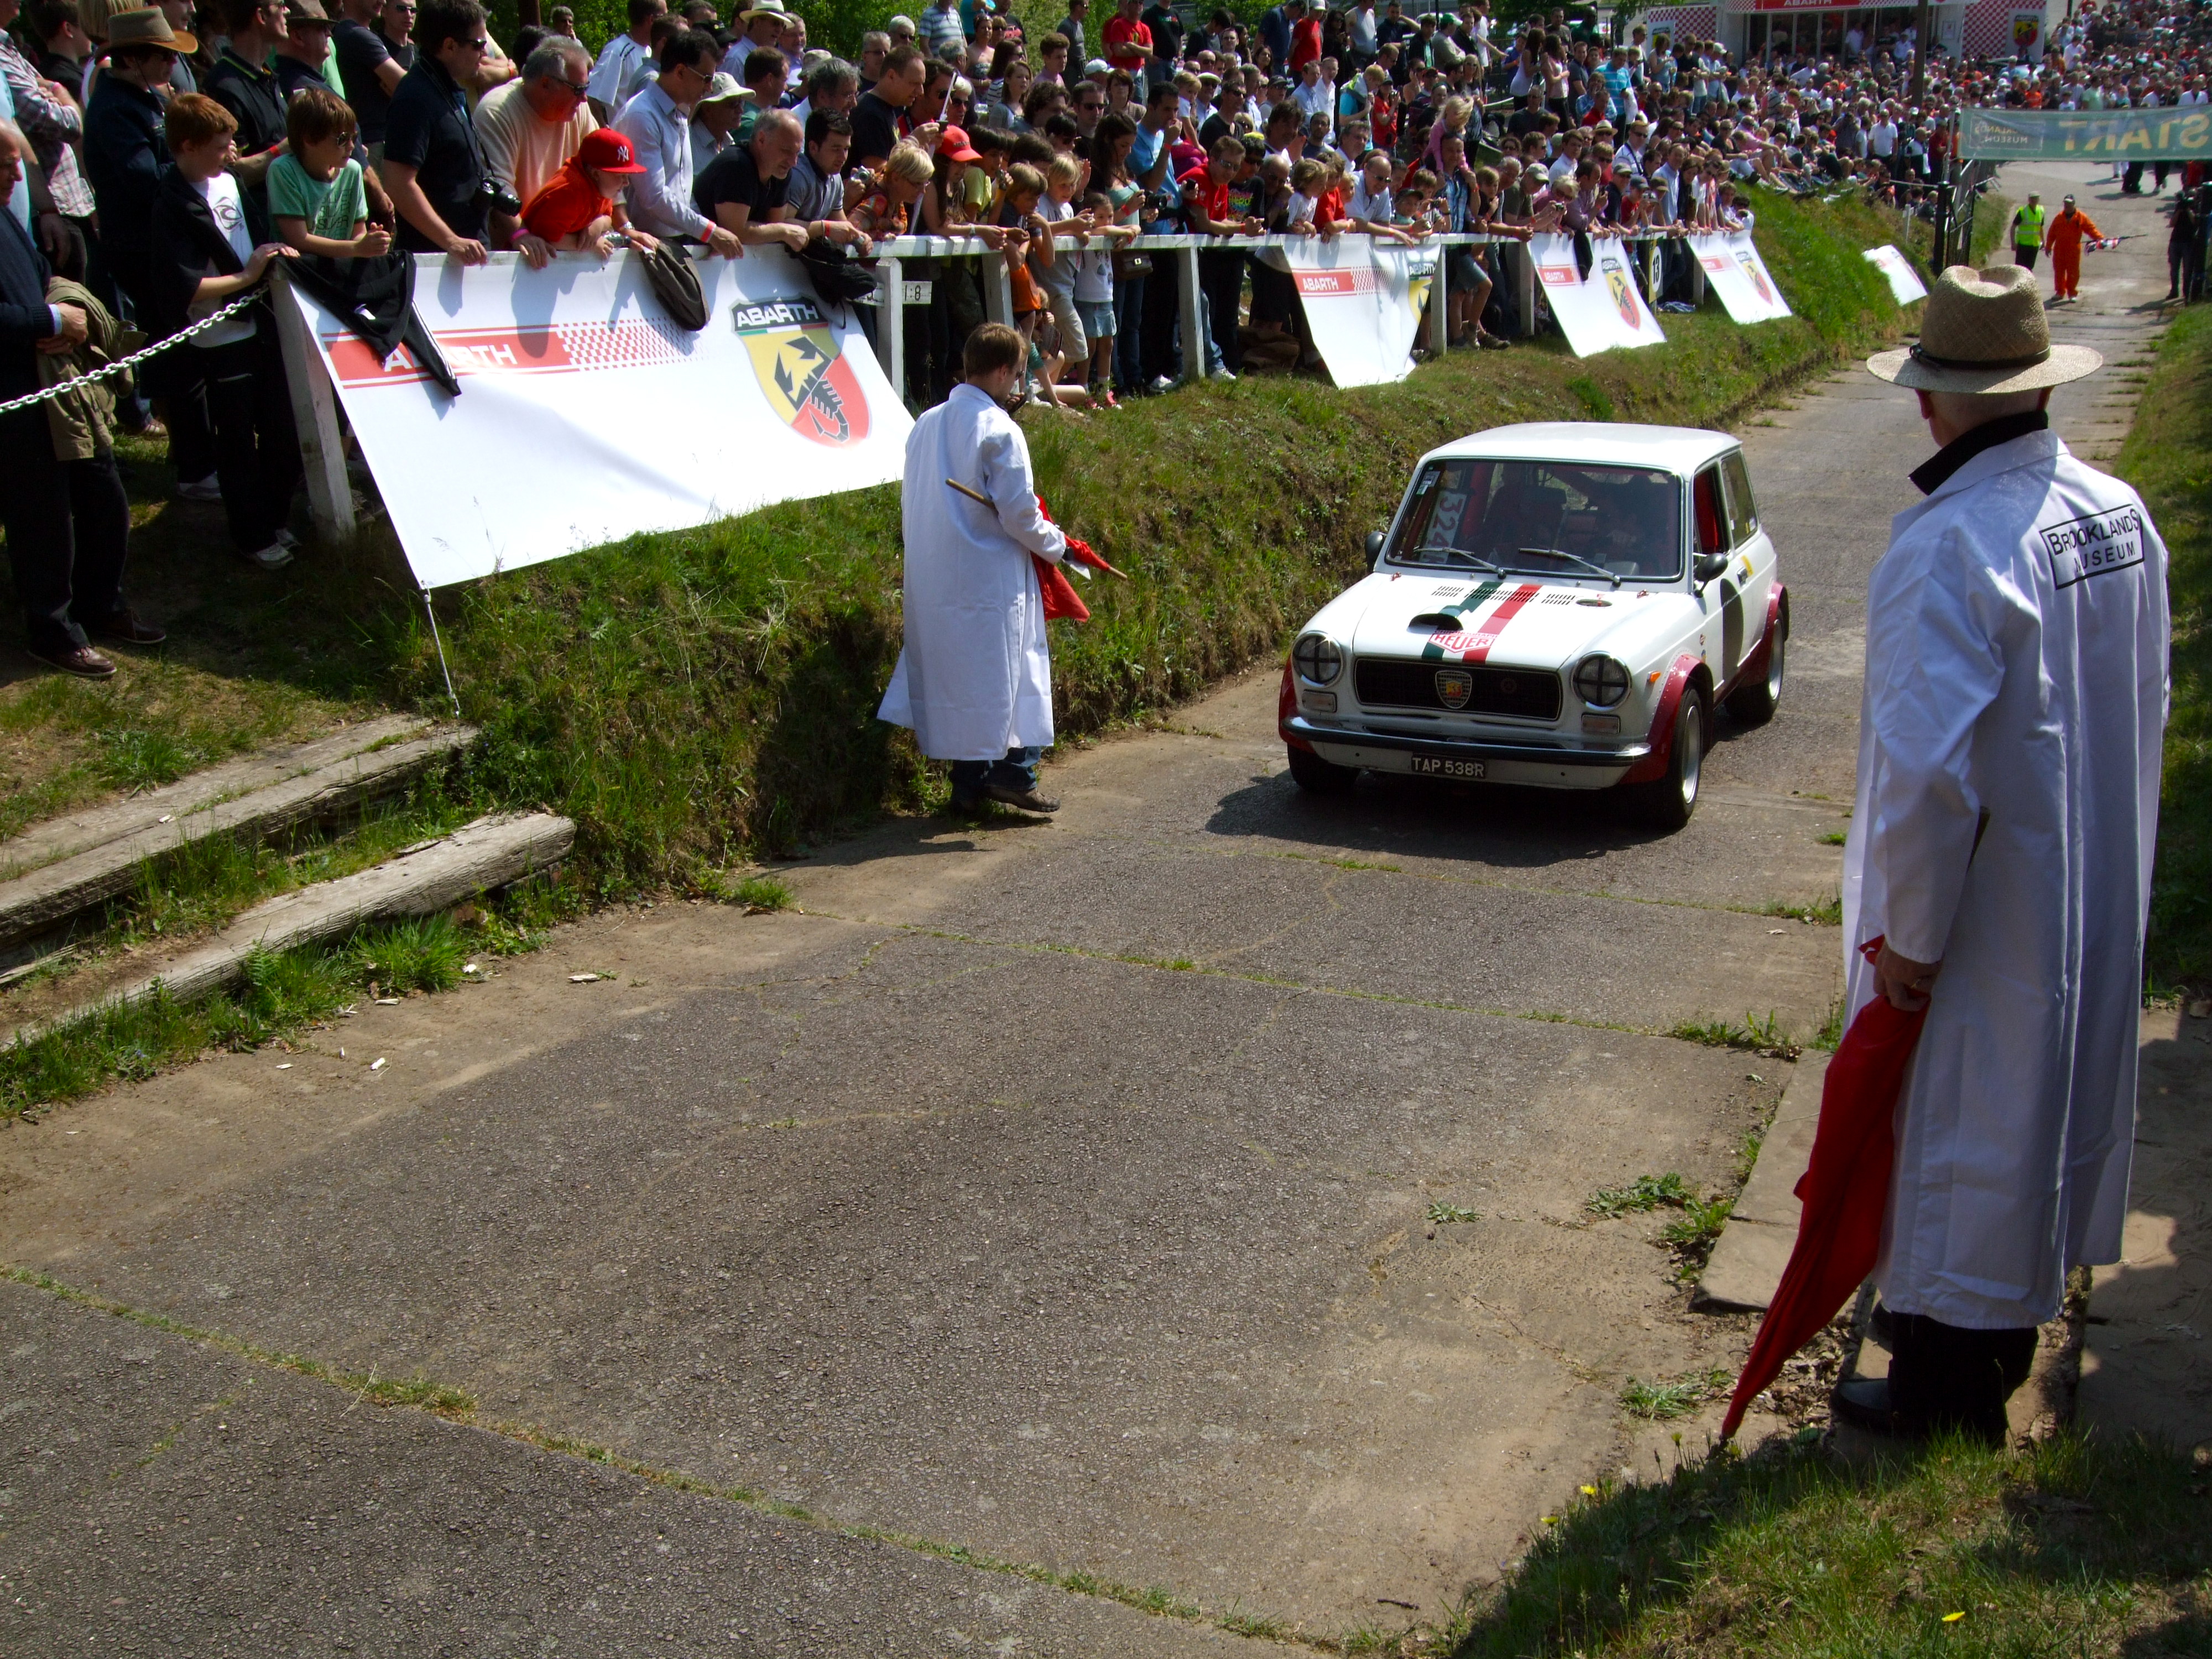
[1385,459,1684,581]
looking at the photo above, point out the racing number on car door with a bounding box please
[1693,464,1730,672]
[1719,450,1771,684]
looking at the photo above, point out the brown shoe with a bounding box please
[984,784,1061,814]
[88,609,167,646]
[28,643,117,680]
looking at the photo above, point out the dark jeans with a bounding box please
[197,329,302,554]
[106,244,219,484]
[949,745,1041,804]
[2015,244,2039,270]
[1886,1310,2037,1447]
[1140,249,1183,384]
[1197,248,1245,373]
[0,411,131,654]
[1113,271,1146,393]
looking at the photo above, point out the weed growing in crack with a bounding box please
[1620,1368,1732,1421]
[1585,1173,1689,1218]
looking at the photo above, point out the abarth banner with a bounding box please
[1863,244,1929,305]
[1528,232,1667,357]
[1959,105,2212,160]
[283,248,910,591]
[1692,230,1793,324]
[1259,236,1425,387]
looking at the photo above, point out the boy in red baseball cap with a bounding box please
[519,128,662,259]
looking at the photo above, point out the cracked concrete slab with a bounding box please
[0,1277,1308,1659]
[1,916,1778,1631]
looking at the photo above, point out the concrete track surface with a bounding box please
[0,165,2177,1655]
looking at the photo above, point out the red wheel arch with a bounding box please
[1622,654,1706,785]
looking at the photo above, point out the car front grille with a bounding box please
[1354,657,1563,721]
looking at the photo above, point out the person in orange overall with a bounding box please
[2043,193,2105,300]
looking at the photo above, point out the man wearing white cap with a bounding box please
[1832,265,2170,1445]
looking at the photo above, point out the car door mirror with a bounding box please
[1366,530,1387,562]
[1693,551,1730,587]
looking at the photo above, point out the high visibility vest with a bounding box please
[2015,202,2046,246]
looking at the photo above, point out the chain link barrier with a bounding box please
[0,288,266,420]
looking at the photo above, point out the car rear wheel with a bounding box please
[1287,744,1359,795]
[1623,686,1705,831]
[1725,625,1786,726]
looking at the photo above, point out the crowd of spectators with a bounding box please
[2,0,2208,678]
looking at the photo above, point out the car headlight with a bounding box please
[1573,654,1631,708]
[1293,634,1343,686]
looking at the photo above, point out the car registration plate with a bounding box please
[1410,755,1485,780]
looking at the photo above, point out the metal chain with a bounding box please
[0,289,267,419]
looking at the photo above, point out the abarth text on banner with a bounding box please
[283,247,911,591]
[1258,237,1425,387]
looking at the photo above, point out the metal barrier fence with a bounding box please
[858,227,1712,400]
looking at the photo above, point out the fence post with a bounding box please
[1688,234,1706,308]
[1428,245,1449,356]
[1177,241,1204,383]
[983,249,1013,327]
[880,254,905,405]
[268,263,356,547]
[1514,240,1536,337]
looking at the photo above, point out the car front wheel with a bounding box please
[1287,744,1359,795]
[1623,686,1705,830]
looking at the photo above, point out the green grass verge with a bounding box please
[1444,1430,2212,1658]
[2115,304,2212,993]
[0,900,554,1121]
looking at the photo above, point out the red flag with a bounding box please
[1720,938,1928,1441]
[1029,495,1123,623]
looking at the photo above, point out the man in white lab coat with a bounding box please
[1834,264,2169,1444]
[879,323,1071,815]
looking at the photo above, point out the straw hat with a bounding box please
[1867,263,2103,393]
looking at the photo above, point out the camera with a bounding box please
[475,178,524,218]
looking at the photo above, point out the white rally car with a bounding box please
[1279,423,1787,828]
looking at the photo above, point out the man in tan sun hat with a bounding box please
[1828,264,2171,1446]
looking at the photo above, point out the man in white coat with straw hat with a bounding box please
[879,322,1070,816]
[1831,264,2170,1446]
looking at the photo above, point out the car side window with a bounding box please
[1720,451,1759,547]
[1693,465,1728,557]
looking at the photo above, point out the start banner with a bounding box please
[1261,237,1423,387]
[1863,244,1929,305]
[1692,231,1792,324]
[1960,105,2212,161]
[1530,233,1666,357]
[283,248,910,591]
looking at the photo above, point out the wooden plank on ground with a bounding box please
[0,723,476,951]
[1,714,434,875]
[4,812,573,1048]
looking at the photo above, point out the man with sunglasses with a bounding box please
[477,35,597,260]
[380,0,493,259]
[612,25,743,253]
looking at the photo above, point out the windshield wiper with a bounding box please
[1512,545,1623,588]
[1416,546,1507,578]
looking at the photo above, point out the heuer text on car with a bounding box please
[1279,422,1788,828]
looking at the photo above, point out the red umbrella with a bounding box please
[1720,938,1929,1441]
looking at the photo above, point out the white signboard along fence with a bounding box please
[1261,237,1424,387]
[1864,244,1931,305]
[1693,231,1793,325]
[281,247,910,592]
[1529,232,1668,357]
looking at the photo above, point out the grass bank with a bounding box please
[383,185,1918,890]
[0,191,1917,1009]
[2115,304,2212,994]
